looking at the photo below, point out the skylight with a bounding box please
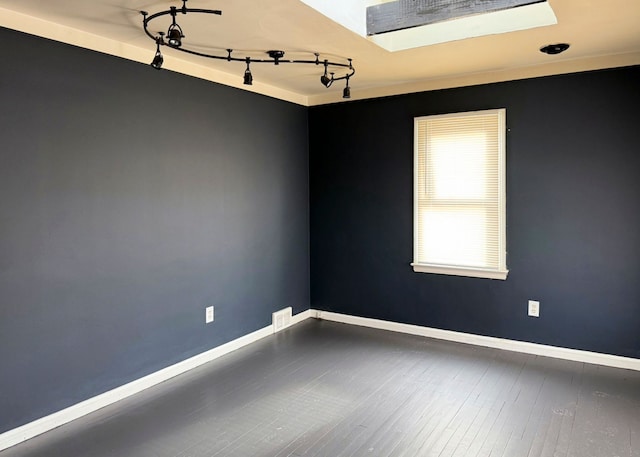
[300,0,557,52]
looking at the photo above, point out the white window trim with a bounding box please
[411,263,508,280]
[412,109,508,280]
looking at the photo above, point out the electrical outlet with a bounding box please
[528,300,540,318]
[205,306,214,324]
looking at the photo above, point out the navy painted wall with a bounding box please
[0,28,309,433]
[310,66,640,359]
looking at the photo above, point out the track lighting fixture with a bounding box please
[167,25,183,47]
[141,0,355,97]
[243,58,253,86]
[343,75,351,99]
[320,61,333,88]
[151,51,164,70]
[166,6,185,47]
[150,36,164,70]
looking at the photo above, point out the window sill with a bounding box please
[411,263,508,280]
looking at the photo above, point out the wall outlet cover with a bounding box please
[206,306,214,323]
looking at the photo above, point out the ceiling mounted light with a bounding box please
[320,61,333,88]
[540,43,570,55]
[151,51,164,70]
[343,74,351,99]
[167,25,183,47]
[167,5,185,47]
[150,36,164,70]
[243,57,253,86]
[141,0,355,96]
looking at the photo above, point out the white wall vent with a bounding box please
[272,307,293,332]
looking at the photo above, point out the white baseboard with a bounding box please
[3,307,637,452]
[0,309,311,452]
[313,310,640,372]
[291,309,311,325]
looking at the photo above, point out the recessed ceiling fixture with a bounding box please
[540,43,570,55]
[141,0,355,98]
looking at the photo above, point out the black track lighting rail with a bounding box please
[141,0,355,98]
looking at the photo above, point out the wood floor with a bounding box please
[3,319,640,457]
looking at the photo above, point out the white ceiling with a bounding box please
[1,0,639,105]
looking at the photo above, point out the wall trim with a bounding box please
[3,307,637,451]
[313,310,640,372]
[0,309,311,452]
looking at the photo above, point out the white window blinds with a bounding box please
[413,109,508,280]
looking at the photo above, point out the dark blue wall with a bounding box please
[0,28,309,433]
[310,66,640,359]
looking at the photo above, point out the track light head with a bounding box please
[320,61,333,88]
[343,75,351,99]
[243,58,253,85]
[166,6,184,47]
[151,38,164,69]
[151,52,164,70]
[167,25,183,47]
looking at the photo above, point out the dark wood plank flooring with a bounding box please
[3,319,640,457]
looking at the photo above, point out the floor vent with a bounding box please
[273,307,293,332]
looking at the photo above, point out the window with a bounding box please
[413,109,508,280]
